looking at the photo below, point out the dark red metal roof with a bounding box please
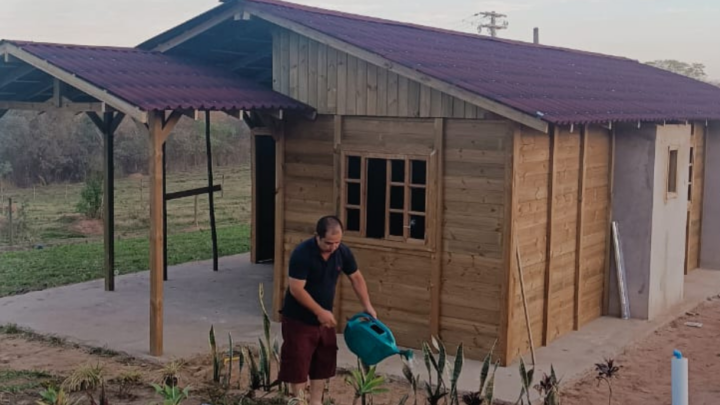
[247,0,720,125]
[3,40,310,113]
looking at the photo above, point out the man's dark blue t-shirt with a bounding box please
[281,237,358,326]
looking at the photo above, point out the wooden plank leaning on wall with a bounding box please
[272,122,286,323]
[430,118,445,338]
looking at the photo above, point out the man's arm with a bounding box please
[347,270,377,319]
[288,277,336,327]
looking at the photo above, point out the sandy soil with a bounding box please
[562,296,720,405]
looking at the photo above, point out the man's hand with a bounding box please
[316,309,337,328]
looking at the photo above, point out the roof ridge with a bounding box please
[245,0,635,62]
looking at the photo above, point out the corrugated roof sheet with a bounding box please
[247,0,720,125]
[3,40,310,113]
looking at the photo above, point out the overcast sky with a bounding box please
[2,0,718,80]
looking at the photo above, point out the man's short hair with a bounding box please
[316,215,344,238]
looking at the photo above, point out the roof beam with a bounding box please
[0,100,104,113]
[151,3,244,53]
[245,6,549,133]
[0,43,147,122]
[0,64,35,89]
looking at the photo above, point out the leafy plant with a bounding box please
[595,358,620,405]
[422,337,450,405]
[209,325,221,384]
[151,383,191,405]
[462,341,499,405]
[75,172,103,219]
[36,386,78,405]
[258,283,281,392]
[514,357,535,405]
[345,358,388,405]
[401,358,420,405]
[534,366,561,405]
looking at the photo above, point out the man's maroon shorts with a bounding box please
[277,316,337,384]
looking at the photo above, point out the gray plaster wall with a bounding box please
[701,122,720,269]
[610,124,656,319]
[648,125,690,319]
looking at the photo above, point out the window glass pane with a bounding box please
[346,209,360,231]
[411,160,427,185]
[389,212,404,236]
[390,186,404,210]
[391,160,405,183]
[347,183,361,206]
[366,158,387,239]
[410,215,426,240]
[411,187,426,213]
[348,156,361,179]
[668,150,678,193]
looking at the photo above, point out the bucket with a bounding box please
[343,312,413,366]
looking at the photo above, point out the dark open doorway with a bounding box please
[253,135,276,263]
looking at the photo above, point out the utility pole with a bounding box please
[471,11,509,37]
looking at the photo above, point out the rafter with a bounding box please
[0,100,104,113]
[151,3,244,53]
[0,65,35,89]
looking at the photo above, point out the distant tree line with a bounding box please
[0,111,251,187]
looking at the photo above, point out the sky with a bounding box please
[2,0,719,80]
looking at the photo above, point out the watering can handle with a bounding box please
[347,311,375,323]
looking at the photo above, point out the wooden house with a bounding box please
[106,0,720,363]
[135,0,720,365]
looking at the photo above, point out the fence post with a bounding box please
[194,195,199,228]
[8,197,13,246]
[221,174,225,198]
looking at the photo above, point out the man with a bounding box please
[278,215,376,405]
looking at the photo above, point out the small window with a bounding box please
[342,153,428,242]
[667,148,678,196]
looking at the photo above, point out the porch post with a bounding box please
[148,111,165,356]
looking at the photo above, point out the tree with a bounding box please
[645,59,708,81]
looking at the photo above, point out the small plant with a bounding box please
[422,337,452,405]
[36,386,78,405]
[62,363,107,405]
[534,366,561,405]
[161,361,183,388]
[345,358,388,405]
[595,358,620,405]
[258,283,282,392]
[76,172,103,219]
[209,325,221,384]
[514,357,535,405]
[151,383,191,405]
[114,370,143,399]
[401,358,420,405]
[462,341,499,405]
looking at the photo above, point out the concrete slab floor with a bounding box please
[1,255,719,404]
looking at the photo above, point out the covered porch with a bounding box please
[0,39,312,356]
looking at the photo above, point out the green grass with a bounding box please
[0,165,251,247]
[0,225,250,297]
[0,370,58,394]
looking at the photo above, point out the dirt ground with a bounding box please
[562,295,720,405]
[2,297,720,405]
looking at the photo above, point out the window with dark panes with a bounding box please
[342,154,428,242]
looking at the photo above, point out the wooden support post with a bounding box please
[205,111,219,271]
[7,197,12,246]
[543,126,557,345]
[574,126,588,330]
[603,129,616,315]
[103,111,116,292]
[148,112,165,356]
[250,133,257,264]
[163,142,168,281]
[332,116,342,326]
[147,110,181,357]
[430,118,444,339]
[500,125,521,366]
[272,122,286,322]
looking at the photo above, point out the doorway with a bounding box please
[253,135,276,263]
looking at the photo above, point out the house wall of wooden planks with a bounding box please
[266,26,615,365]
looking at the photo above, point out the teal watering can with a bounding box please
[343,312,413,366]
